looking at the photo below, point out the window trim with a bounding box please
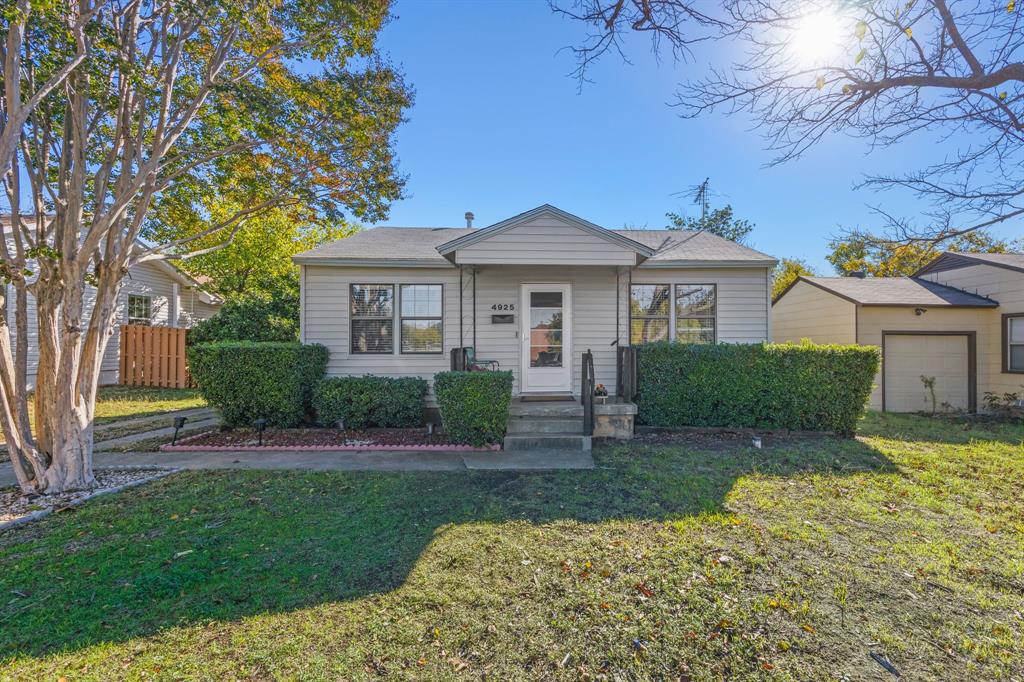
[1003,312,1024,374]
[126,294,152,326]
[349,283,396,355]
[629,283,671,345]
[399,283,444,355]
[674,283,718,344]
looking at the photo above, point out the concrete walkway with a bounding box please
[93,416,220,452]
[0,448,594,487]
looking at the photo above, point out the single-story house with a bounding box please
[294,204,778,400]
[772,252,1024,413]
[2,215,222,386]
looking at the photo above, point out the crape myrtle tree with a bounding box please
[0,0,410,494]
[555,0,1024,244]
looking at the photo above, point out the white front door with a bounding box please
[520,283,572,393]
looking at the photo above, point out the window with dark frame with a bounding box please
[126,294,152,326]
[400,284,443,354]
[351,284,394,354]
[675,284,717,344]
[630,284,670,345]
[1007,314,1024,372]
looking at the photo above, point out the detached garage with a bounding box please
[773,274,997,413]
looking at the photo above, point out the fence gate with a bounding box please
[119,324,192,388]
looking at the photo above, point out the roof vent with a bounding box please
[464,211,474,228]
[846,270,867,278]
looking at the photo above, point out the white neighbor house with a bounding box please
[294,204,778,401]
[2,216,222,387]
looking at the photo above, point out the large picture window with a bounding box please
[675,284,716,344]
[400,284,443,354]
[127,294,152,326]
[1006,314,1024,373]
[351,284,394,354]
[630,284,670,344]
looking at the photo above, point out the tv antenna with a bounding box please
[692,177,710,221]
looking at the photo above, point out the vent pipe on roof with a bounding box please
[465,211,474,228]
[846,270,867,278]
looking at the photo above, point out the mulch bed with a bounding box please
[164,428,499,452]
[1,468,170,527]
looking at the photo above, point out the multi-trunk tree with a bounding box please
[0,0,410,493]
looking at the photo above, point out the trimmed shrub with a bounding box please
[636,342,879,435]
[189,292,298,345]
[433,371,514,446]
[188,342,328,428]
[313,376,427,429]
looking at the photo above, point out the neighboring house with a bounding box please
[773,252,1024,413]
[295,204,777,399]
[2,216,222,386]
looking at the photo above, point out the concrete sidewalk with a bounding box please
[0,448,594,487]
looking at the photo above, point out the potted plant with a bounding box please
[594,383,608,404]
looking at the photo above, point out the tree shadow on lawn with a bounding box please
[0,435,895,661]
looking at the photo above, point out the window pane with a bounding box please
[676,318,715,344]
[530,346,562,367]
[352,319,393,353]
[401,284,442,318]
[127,295,151,324]
[1010,317,1024,343]
[401,319,442,353]
[630,285,669,317]
[676,285,716,317]
[351,285,393,317]
[1011,344,1024,371]
[530,309,563,330]
[530,329,562,346]
[530,291,562,308]
[631,319,668,345]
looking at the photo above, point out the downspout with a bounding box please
[472,266,477,349]
[627,267,633,347]
[459,265,464,348]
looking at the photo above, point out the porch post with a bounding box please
[459,265,464,348]
[472,266,477,349]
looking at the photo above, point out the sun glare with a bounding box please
[789,9,846,66]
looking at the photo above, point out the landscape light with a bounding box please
[253,418,267,446]
[171,416,188,445]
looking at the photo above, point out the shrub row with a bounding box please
[635,342,879,435]
[312,376,427,429]
[188,342,328,428]
[433,371,515,446]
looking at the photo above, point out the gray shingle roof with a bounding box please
[294,225,777,266]
[798,276,998,307]
[915,251,1024,276]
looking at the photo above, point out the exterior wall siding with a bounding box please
[920,264,1024,396]
[302,263,773,401]
[771,280,857,345]
[455,215,637,266]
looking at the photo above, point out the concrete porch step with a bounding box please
[508,402,584,418]
[503,433,592,451]
[506,416,584,434]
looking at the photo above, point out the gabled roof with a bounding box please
[435,204,655,260]
[294,205,778,267]
[915,251,1024,276]
[775,276,999,308]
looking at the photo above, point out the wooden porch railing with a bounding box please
[119,324,193,388]
[581,348,595,436]
[616,346,637,400]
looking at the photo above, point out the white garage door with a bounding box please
[884,334,970,413]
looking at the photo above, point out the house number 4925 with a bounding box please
[491,303,515,311]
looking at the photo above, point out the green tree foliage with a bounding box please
[826,231,1022,277]
[666,205,754,243]
[190,290,300,344]
[772,258,817,299]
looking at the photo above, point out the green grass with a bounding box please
[1,413,1022,680]
[93,386,206,424]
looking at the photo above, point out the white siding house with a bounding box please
[296,204,777,401]
[3,218,222,386]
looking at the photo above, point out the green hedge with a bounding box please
[433,371,514,446]
[313,376,427,429]
[188,342,328,428]
[635,342,880,435]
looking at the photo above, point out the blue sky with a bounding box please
[374,0,1017,272]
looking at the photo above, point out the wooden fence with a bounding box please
[119,324,193,388]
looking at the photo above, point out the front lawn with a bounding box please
[1,413,1022,680]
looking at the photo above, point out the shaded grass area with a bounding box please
[1,413,1022,680]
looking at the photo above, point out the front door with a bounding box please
[520,283,571,393]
